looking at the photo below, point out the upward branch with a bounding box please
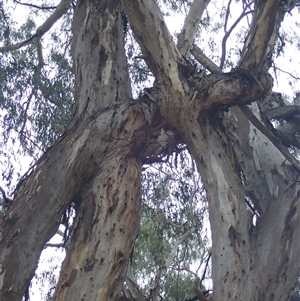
[239,0,295,76]
[121,0,183,86]
[177,0,210,56]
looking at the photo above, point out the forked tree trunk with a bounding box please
[1,2,151,301]
[0,0,299,301]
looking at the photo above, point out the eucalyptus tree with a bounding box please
[1,0,300,301]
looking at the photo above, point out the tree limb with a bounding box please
[13,0,56,10]
[219,5,253,70]
[239,105,300,173]
[239,0,293,76]
[264,105,300,121]
[190,44,222,74]
[0,0,72,53]
[177,0,210,56]
[150,226,196,301]
[121,0,183,82]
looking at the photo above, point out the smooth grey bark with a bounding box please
[1,0,299,301]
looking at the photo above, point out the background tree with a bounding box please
[0,0,300,301]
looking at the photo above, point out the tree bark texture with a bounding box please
[0,0,299,301]
[1,1,152,300]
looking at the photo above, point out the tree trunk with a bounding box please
[1,1,152,300]
[179,106,300,300]
[1,0,299,301]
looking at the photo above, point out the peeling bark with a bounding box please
[1,0,299,301]
[1,1,151,301]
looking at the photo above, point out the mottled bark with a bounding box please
[1,1,152,301]
[123,1,300,300]
[1,0,299,300]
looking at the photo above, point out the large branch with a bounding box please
[0,0,71,53]
[239,0,295,76]
[121,0,184,88]
[177,0,210,56]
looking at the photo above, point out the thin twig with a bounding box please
[13,0,56,10]
[220,6,253,69]
[200,252,211,284]
[272,65,300,80]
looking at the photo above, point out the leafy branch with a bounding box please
[0,0,72,58]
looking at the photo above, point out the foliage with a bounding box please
[132,151,211,299]
[0,2,75,190]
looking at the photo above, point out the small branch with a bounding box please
[45,243,64,248]
[239,105,300,173]
[0,35,38,52]
[19,92,34,136]
[224,0,232,33]
[35,0,71,36]
[177,266,199,278]
[126,264,148,301]
[0,0,72,53]
[177,0,210,56]
[150,226,196,301]
[35,37,44,67]
[219,6,253,69]
[56,229,65,237]
[200,252,211,285]
[190,44,222,74]
[13,0,57,10]
[272,65,300,80]
[264,105,300,120]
